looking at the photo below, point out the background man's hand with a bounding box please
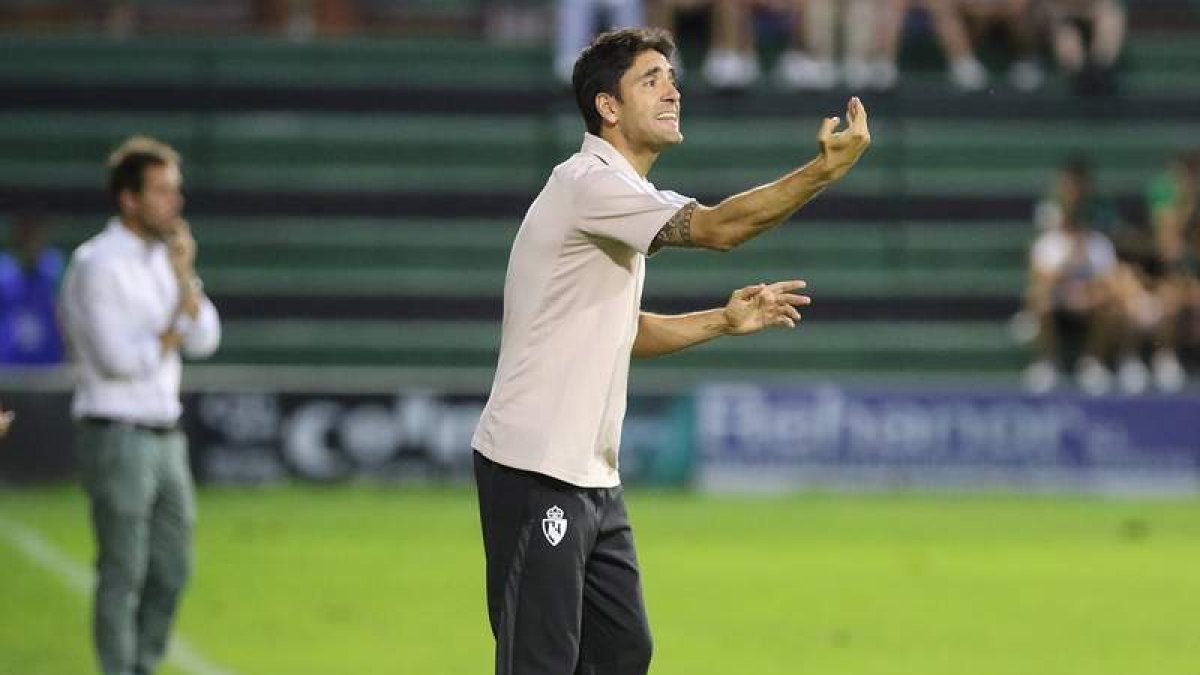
[166,218,201,318]
[159,329,185,355]
[723,280,811,335]
[0,407,13,437]
[818,97,871,180]
[166,218,197,278]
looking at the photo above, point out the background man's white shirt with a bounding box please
[61,219,220,426]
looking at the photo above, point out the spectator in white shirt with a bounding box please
[1023,157,1142,395]
[59,135,219,675]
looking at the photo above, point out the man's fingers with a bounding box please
[849,97,869,133]
[779,293,812,306]
[765,280,807,295]
[846,96,863,119]
[818,117,839,142]
[735,284,765,300]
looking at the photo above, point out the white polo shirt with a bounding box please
[472,133,694,487]
[61,219,221,426]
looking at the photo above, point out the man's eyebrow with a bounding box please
[639,65,664,79]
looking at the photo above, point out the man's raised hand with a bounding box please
[817,97,871,179]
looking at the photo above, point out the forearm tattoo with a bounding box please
[650,201,697,253]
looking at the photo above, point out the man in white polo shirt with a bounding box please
[472,27,871,675]
[60,136,220,675]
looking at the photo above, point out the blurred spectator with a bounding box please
[1022,158,1146,394]
[0,405,11,437]
[964,0,1043,90]
[776,0,902,91]
[257,0,321,40]
[1040,0,1125,95]
[923,0,1043,92]
[1030,155,1120,236]
[1143,150,1200,391]
[555,0,645,83]
[103,0,137,37]
[103,1,362,39]
[0,213,65,366]
[649,0,758,89]
[0,0,76,31]
[487,0,554,43]
[919,0,988,91]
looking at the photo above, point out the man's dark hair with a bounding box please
[572,28,676,136]
[1061,154,1093,184]
[106,136,180,207]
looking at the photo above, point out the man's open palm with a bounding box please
[724,280,811,335]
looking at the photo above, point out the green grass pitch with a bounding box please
[2,485,1198,674]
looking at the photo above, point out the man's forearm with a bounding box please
[632,310,730,359]
[698,156,838,251]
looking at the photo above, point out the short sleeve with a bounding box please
[575,167,695,255]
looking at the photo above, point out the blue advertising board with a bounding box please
[187,391,693,486]
[696,384,1200,494]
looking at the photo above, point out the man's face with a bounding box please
[1057,171,1089,209]
[612,50,682,151]
[124,162,183,240]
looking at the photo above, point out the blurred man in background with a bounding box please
[0,212,65,366]
[59,136,220,675]
[472,27,869,675]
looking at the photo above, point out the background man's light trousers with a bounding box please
[76,422,195,675]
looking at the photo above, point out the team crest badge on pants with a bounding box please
[542,505,567,546]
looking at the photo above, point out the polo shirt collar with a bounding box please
[581,133,645,180]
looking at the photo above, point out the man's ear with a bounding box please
[595,92,619,126]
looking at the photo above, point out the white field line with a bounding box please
[0,511,240,675]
